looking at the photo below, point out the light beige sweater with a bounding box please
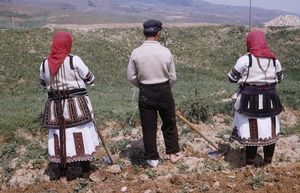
[127,41,176,88]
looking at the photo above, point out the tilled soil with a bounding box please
[1,108,300,193]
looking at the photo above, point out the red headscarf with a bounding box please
[246,29,277,59]
[48,31,73,75]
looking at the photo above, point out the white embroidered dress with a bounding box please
[228,53,283,146]
[40,55,100,163]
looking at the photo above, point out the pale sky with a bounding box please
[203,0,300,15]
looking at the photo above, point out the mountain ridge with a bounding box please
[0,0,297,29]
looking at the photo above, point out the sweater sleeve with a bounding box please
[168,54,176,88]
[127,51,140,88]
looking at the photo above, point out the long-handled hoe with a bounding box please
[176,112,227,159]
[93,120,116,164]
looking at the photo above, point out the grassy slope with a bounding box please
[0,26,299,140]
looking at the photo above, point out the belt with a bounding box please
[48,88,87,99]
[240,84,276,94]
[139,81,169,88]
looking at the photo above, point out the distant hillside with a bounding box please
[0,2,149,29]
[0,0,296,29]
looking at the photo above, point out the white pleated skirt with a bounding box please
[231,111,280,146]
[48,121,100,163]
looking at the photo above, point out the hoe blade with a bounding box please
[208,149,227,159]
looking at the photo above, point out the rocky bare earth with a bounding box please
[1,107,300,193]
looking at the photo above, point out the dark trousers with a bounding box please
[138,82,180,160]
[246,144,276,165]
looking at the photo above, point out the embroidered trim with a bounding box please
[249,119,258,141]
[54,134,60,159]
[271,117,276,138]
[49,145,100,163]
[231,131,280,146]
[43,95,92,128]
[73,132,85,157]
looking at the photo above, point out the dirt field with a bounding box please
[1,107,299,193]
[1,23,299,193]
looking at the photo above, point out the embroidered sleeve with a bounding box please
[276,71,283,83]
[40,63,47,89]
[73,55,95,85]
[228,68,241,83]
[228,54,249,83]
[83,71,95,85]
[275,59,283,83]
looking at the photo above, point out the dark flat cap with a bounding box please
[143,19,162,30]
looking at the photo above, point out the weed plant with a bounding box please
[145,168,157,180]
[204,159,224,172]
[108,139,131,153]
[0,25,299,142]
[216,129,232,142]
[281,120,300,136]
[22,141,48,169]
[0,142,18,184]
[247,173,268,190]
[74,178,94,192]
[177,163,190,174]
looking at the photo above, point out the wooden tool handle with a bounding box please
[176,112,219,151]
[94,121,116,164]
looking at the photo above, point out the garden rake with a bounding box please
[176,112,227,159]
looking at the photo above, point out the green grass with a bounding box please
[0,26,299,141]
[281,121,300,136]
[0,142,18,184]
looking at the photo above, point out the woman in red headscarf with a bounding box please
[40,31,99,183]
[228,29,283,168]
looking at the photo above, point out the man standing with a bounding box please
[127,19,183,169]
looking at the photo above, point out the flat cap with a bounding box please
[143,19,162,30]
